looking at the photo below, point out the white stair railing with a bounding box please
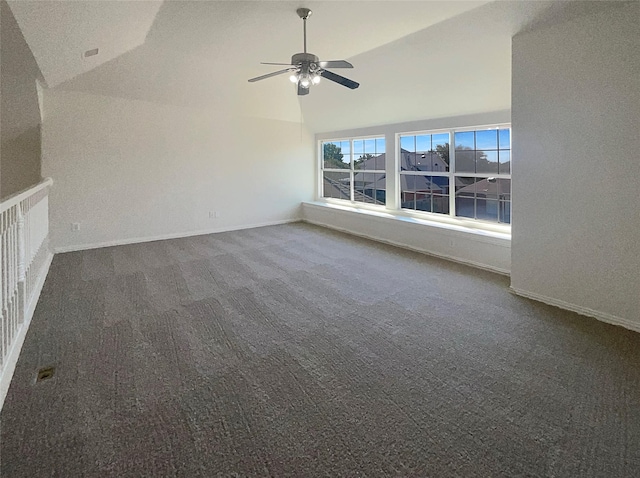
[0,177,53,409]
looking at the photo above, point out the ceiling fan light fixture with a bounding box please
[289,74,298,83]
[299,74,311,88]
[312,73,321,85]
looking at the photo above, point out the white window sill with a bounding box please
[302,200,511,242]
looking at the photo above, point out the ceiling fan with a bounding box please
[248,8,359,96]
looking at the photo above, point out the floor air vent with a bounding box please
[36,366,55,382]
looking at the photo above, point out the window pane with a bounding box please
[456,150,475,172]
[416,135,431,153]
[399,150,412,171]
[500,200,511,224]
[354,173,385,205]
[372,173,386,204]
[355,137,385,171]
[454,176,507,222]
[455,176,476,197]
[354,153,368,170]
[476,177,498,199]
[323,142,349,169]
[431,175,450,195]
[456,197,474,218]
[375,138,386,155]
[498,179,511,200]
[476,199,499,222]
[356,153,384,171]
[432,133,449,148]
[499,150,511,174]
[340,140,350,156]
[375,153,386,170]
[415,192,431,212]
[401,175,417,210]
[416,153,430,171]
[364,138,376,154]
[455,131,474,150]
[353,140,364,155]
[432,151,449,172]
[432,134,450,170]
[475,129,498,150]
[410,151,451,173]
[401,175,448,215]
[323,172,350,200]
[499,129,510,149]
[432,194,449,214]
[476,150,498,174]
[400,136,415,152]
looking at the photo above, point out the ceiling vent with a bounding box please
[83,48,99,58]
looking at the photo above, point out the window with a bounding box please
[399,132,450,215]
[453,128,511,224]
[321,137,386,205]
[319,124,511,227]
[399,126,511,224]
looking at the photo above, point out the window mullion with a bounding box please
[350,140,354,202]
[449,129,456,218]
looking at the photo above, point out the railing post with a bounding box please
[16,206,26,325]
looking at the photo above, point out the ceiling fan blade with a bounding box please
[320,70,359,89]
[261,62,295,66]
[248,68,296,83]
[319,60,353,69]
[298,83,309,96]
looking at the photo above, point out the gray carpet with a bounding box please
[1,222,639,477]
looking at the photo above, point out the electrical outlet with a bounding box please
[71,222,80,232]
[209,211,220,219]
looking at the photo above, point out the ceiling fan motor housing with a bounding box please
[291,52,319,68]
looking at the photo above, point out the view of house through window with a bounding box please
[399,132,451,214]
[322,137,386,205]
[320,125,511,225]
[452,128,511,223]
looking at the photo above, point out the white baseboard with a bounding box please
[303,218,510,276]
[509,286,640,333]
[54,219,300,253]
[0,251,54,412]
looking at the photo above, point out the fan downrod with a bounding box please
[296,8,312,20]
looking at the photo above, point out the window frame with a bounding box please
[320,134,387,208]
[317,123,512,231]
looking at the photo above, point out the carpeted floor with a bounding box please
[1,222,639,477]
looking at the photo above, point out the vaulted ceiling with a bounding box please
[7,0,618,132]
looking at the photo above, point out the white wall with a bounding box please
[511,2,640,330]
[303,203,511,275]
[42,89,314,251]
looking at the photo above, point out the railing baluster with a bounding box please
[17,205,26,326]
[0,178,53,388]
